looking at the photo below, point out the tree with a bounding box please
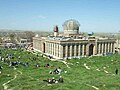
[9,34,16,43]
[24,31,35,42]
[0,38,2,43]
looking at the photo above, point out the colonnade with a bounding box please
[45,42,60,57]
[97,43,115,54]
[62,44,87,58]
[33,39,115,59]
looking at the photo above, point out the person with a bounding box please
[48,78,52,84]
[57,67,61,73]
[51,77,56,83]
[55,80,58,83]
[115,69,118,75]
[18,56,20,59]
[49,71,53,74]
[53,68,59,74]
[36,64,40,68]
[46,63,50,67]
[58,76,64,83]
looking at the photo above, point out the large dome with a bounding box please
[63,19,80,30]
[63,19,80,36]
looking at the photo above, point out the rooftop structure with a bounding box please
[33,19,116,59]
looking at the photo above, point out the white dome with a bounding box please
[63,19,80,30]
[63,19,80,36]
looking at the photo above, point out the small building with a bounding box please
[33,19,116,59]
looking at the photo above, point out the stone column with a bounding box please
[54,43,55,55]
[104,43,107,53]
[37,40,38,49]
[57,44,59,57]
[53,43,55,55]
[56,44,58,57]
[110,43,113,52]
[53,43,54,55]
[55,43,56,56]
[70,45,72,58]
[98,44,101,54]
[82,44,84,56]
[106,43,109,52]
[54,43,56,56]
[49,43,50,53]
[49,43,50,54]
[58,44,60,57]
[47,42,48,53]
[84,44,86,56]
[51,43,52,54]
[101,43,104,53]
[74,45,76,57]
[108,43,110,52]
[52,43,53,55]
[93,44,96,55]
[86,44,89,56]
[65,45,68,58]
[78,44,80,56]
[46,42,47,53]
[113,43,115,53]
[50,43,51,54]
[55,43,57,56]
[60,45,63,59]
[40,41,42,51]
[79,44,82,56]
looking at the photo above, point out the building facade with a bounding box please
[33,19,116,59]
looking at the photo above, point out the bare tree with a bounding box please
[24,31,35,42]
[0,38,2,43]
[9,34,16,43]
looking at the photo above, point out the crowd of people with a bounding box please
[42,64,65,84]
[0,46,33,76]
[49,67,62,74]
[43,76,63,84]
[0,49,29,68]
[0,46,64,85]
[45,76,64,84]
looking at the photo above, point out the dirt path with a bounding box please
[86,84,99,90]
[96,68,100,71]
[84,63,90,69]
[2,67,22,90]
[27,49,71,68]
[50,58,70,68]
[61,61,70,68]
[2,74,17,90]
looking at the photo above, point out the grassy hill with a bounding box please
[0,48,120,90]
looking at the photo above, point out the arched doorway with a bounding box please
[89,44,94,56]
[43,43,45,53]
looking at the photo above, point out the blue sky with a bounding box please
[0,0,120,32]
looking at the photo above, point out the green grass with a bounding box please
[0,48,120,90]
